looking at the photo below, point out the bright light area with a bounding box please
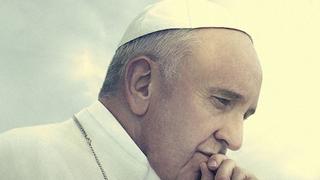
[0,0,319,179]
[225,0,320,179]
[70,49,106,99]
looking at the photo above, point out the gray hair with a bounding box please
[99,29,197,98]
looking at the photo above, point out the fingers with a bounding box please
[214,158,259,180]
[200,162,214,180]
[231,166,247,180]
[176,152,209,180]
[215,159,236,180]
[177,152,258,180]
[232,167,258,180]
[207,154,228,171]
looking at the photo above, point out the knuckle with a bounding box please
[224,158,234,163]
[223,158,236,166]
[209,154,227,166]
[212,153,227,159]
[234,166,243,172]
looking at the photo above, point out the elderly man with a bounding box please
[0,0,262,179]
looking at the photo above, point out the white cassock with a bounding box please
[0,101,161,180]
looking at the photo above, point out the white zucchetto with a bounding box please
[118,0,251,47]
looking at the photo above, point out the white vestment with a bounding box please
[0,101,161,180]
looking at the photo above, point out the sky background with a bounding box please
[0,0,319,179]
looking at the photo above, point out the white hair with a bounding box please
[99,29,197,98]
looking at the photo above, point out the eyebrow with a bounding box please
[208,87,243,100]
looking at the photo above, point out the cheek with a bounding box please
[145,82,219,177]
[160,92,215,154]
[145,97,215,179]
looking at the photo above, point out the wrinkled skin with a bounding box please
[141,28,262,180]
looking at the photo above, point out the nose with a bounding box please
[214,118,243,151]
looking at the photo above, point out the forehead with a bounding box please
[186,28,262,100]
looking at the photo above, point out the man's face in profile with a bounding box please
[140,29,262,180]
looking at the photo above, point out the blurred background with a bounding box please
[0,0,319,179]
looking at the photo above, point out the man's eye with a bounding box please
[215,96,231,105]
[211,96,231,109]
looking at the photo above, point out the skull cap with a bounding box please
[118,0,251,48]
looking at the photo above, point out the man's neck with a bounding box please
[98,96,145,153]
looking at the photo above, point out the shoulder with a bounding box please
[0,119,79,149]
[0,120,83,179]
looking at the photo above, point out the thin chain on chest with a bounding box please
[73,115,108,180]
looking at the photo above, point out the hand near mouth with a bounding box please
[176,153,258,180]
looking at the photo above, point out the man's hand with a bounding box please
[202,154,257,180]
[176,153,258,180]
[176,152,209,180]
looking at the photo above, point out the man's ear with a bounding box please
[124,56,153,116]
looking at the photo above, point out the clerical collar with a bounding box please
[86,100,149,165]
